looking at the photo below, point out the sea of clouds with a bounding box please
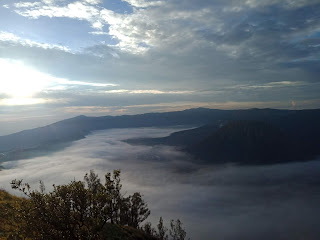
[0,127,320,240]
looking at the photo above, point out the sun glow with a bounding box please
[0,59,52,99]
[0,97,48,106]
[0,58,116,106]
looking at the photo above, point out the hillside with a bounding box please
[1,108,320,164]
[125,117,320,165]
[124,124,220,147]
[0,108,295,153]
[0,189,159,240]
[186,121,307,165]
[0,190,24,239]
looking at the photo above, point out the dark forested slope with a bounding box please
[124,109,320,165]
[186,121,307,165]
[1,108,320,165]
[0,108,294,153]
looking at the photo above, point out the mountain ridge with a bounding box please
[186,120,307,165]
[1,108,320,164]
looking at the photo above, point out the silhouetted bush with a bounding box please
[10,170,150,239]
[5,170,189,240]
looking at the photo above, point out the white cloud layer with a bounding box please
[83,0,101,5]
[8,0,218,53]
[0,58,118,107]
[54,79,118,87]
[105,89,193,94]
[8,0,320,58]
[0,127,320,240]
[121,0,164,8]
[0,31,71,52]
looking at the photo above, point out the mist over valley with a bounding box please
[1,0,320,238]
[1,122,320,240]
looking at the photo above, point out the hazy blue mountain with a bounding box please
[124,109,320,165]
[1,108,320,164]
[124,124,220,147]
[0,108,287,152]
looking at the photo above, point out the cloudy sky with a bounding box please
[0,0,320,134]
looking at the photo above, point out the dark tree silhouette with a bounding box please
[157,217,168,240]
[10,170,151,239]
[170,219,187,240]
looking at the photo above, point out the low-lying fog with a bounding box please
[0,127,320,240]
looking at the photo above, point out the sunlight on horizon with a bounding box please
[0,58,65,105]
[0,58,118,106]
[0,97,48,106]
[0,59,53,97]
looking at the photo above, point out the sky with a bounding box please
[0,0,320,135]
[1,127,320,240]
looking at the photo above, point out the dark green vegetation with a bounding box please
[126,114,320,165]
[186,121,307,164]
[1,108,320,165]
[0,170,188,240]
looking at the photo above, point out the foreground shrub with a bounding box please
[6,170,189,240]
[10,170,150,239]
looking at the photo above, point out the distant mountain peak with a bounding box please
[74,115,88,119]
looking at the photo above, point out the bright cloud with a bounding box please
[54,79,118,87]
[83,0,102,5]
[121,0,164,8]
[9,0,216,54]
[14,1,101,27]
[105,89,193,94]
[14,2,42,8]
[0,58,117,106]
[0,31,71,52]
[89,31,109,35]
[0,98,49,106]
[0,0,319,127]
[0,58,54,98]
[8,0,320,58]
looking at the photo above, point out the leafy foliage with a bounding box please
[142,218,187,240]
[142,222,157,237]
[157,217,168,240]
[169,219,187,240]
[1,170,189,240]
[9,170,151,239]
